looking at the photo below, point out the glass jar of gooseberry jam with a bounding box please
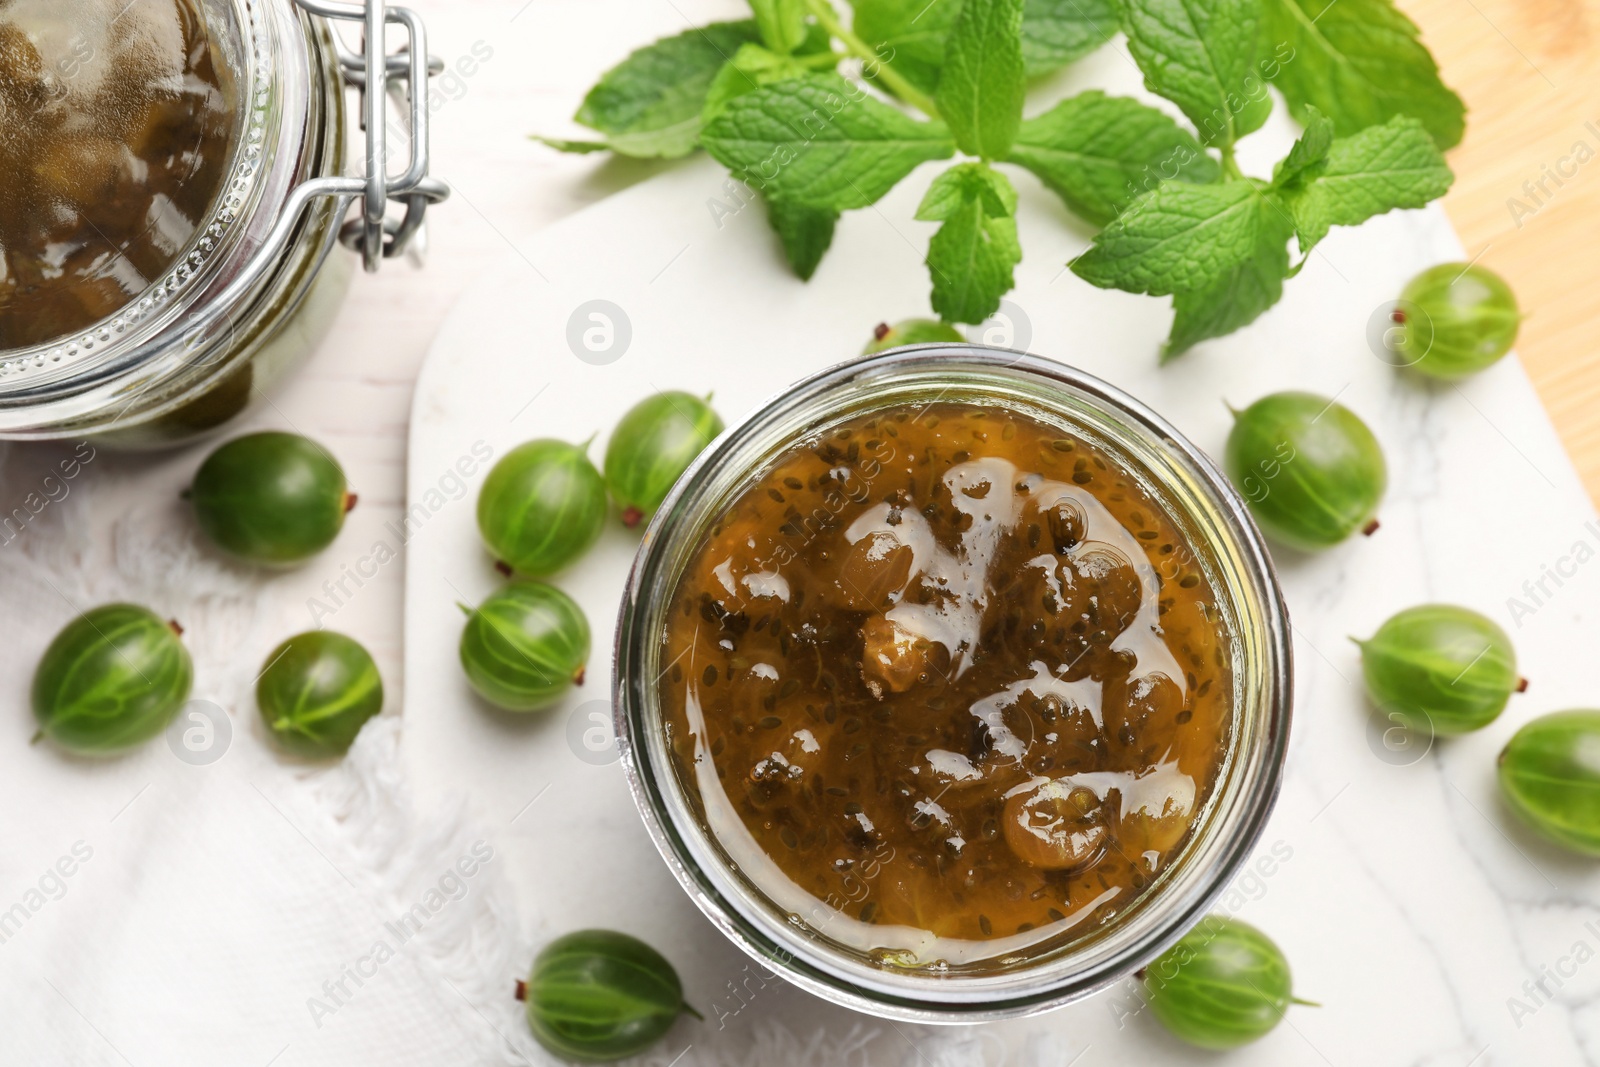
[0,0,446,446]
[614,346,1293,1022]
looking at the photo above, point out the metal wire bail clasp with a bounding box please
[295,0,450,271]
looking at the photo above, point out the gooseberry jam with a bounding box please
[658,402,1231,966]
[0,0,236,349]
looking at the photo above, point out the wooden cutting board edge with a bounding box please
[1402,0,1600,499]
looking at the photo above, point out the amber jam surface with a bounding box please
[659,401,1233,967]
[0,0,236,349]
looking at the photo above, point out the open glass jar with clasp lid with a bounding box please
[0,0,447,445]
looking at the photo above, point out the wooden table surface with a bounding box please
[1400,0,1600,499]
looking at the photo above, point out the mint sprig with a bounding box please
[541,0,1461,354]
[1073,5,1455,357]
[918,163,1022,322]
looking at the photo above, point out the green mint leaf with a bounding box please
[1021,0,1122,75]
[1270,105,1335,188]
[749,0,809,53]
[766,198,839,279]
[531,137,614,154]
[703,44,813,121]
[853,0,1113,97]
[1279,114,1454,252]
[937,0,1026,159]
[916,160,1019,221]
[558,21,763,159]
[1264,0,1465,149]
[1071,180,1287,295]
[1006,90,1220,226]
[1164,201,1295,358]
[919,164,1023,324]
[853,0,959,95]
[1122,0,1261,147]
[700,74,956,209]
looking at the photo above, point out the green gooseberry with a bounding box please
[1357,604,1520,736]
[189,432,353,564]
[863,317,965,354]
[256,631,384,758]
[32,604,193,755]
[477,439,606,575]
[1393,262,1521,380]
[1499,711,1600,856]
[460,581,590,711]
[1144,916,1310,1049]
[604,391,724,528]
[520,929,699,1062]
[1225,391,1387,551]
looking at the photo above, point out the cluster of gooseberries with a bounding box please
[1217,268,1590,865]
[33,432,384,761]
[460,391,722,714]
[29,410,719,1063]
[1145,263,1600,1051]
[465,394,723,1062]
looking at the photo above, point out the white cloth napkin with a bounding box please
[0,442,535,1067]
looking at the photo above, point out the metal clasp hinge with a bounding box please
[294,0,450,271]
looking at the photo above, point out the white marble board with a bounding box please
[403,51,1600,1067]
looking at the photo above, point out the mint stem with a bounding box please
[804,0,941,120]
[1219,142,1242,180]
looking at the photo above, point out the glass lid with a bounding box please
[0,0,245,352]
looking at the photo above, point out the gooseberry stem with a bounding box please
[1290,996,1322,1007]
[803,0,941,119]
[30,730,43,745]
[681,1000,705,1021]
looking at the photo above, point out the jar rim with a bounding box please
[612,345,1294,1022]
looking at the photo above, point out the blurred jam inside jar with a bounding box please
[0,0,235,349]
[659,403,1232,967]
